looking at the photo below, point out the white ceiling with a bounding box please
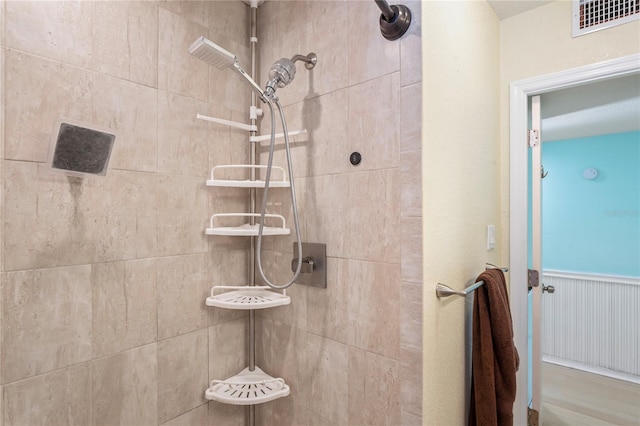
[487,0,554,20]
[540,74,640,142]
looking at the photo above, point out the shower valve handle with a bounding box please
[291,256,315,274]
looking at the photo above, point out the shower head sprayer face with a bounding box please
[188,36,236,70]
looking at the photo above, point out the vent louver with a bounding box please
[573,0,640,37]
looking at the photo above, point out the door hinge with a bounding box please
[528,129,540,147]
[528,408,540,426]
[528,269,539,289]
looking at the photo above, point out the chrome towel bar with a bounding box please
[436,264,509,299]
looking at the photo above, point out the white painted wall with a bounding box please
[421,1,500,423]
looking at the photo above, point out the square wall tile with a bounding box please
[157,253,209,340]
[158,8,209,102]
[348,73,400,172]
[2,265,91,384]
[158,91,209,177]
[208,401,244,426]
[346,169,400,263]
[400,345,423,417]
[161,404,208,426]
[3,163,157,271]
[157,174,208,257]
[92,259,158,358]
[207,1,249,51]
[157,329,208,423]
[92,73,159,173]
[305,333,348,425]
[348,347,400,426]
[5,1,93,68]
[3,363,90,426]
[400,1,423,87]
[401,217,423,283]
[347,0,400,86]
[400,282,423,350]
[401,150,422,217]
[208,318,247,383]
[4,50,92,162]
[161,1,208,28]
[400,83,422,153]
[92,1,158,87]
[91,344,158,426]
[346,259,401,359]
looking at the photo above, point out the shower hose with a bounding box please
[256,97,302,290]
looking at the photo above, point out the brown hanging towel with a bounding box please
[469,268,520,426]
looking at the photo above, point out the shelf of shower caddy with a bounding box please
[206,165,290,188]
[205,366,290,405]
[205,213,290,236]
[206,285,290,310]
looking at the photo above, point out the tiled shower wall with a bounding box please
[1,1,252,424]
[254,1,423,425]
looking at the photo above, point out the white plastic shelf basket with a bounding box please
[205,366,290,405]
[205,213,290,236]
[206,286,290,310]
[206,165,290,188]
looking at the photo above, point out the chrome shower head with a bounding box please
[264,53,317,98]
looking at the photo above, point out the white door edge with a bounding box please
[508,53,640,426]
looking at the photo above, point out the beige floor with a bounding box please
[541,362,640,426]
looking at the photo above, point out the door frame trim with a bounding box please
[508,53,640,426]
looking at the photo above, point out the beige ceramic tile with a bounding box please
[162,404,208,426]
[400,1,423,87]
[158,91,209,177]
[346,169,401,263]
[303,173,349,258]
[400,82,422,153]
[400,345,423,418]
[157,329,208,423]
[5,1,93,68]
[157,174,208,257]
[207,105,251,169]
[3,363,90,425]
[161,1,208,27]
[92,73,158,173]
[348,73,400,172]
[401,150,422,217]
[4,50,92,162]
[346,259,401,359]
[92,1,158,87]
[158,8,209,102]
[305,332,348,425]
[401,217,423,283]
[157,253,209,340]
[208,400,245,426]
[348,347,401,426]
[305,256,349,345]
[261,321,309,399]
[208,318,247,383]
[92,259,158,358]
[3,163,157,271]
[2,265,91,384]
[401,410,424,425]
[91,344,158,426]
[347,0,400,86]
[207,1,249,49]
[400,282,423,350]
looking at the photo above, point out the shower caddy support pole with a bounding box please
[248,4,258,426]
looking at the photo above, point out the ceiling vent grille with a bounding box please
[573,0,640,37]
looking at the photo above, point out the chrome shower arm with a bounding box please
[290,53,317,70]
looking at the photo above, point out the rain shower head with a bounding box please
[188,36,236,70]
[189,36,266,99]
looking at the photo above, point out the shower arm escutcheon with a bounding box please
[374,0,412,41]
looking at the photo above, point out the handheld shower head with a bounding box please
[188,36,236,70]
[189,36,266,99]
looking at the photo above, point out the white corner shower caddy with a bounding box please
[200,111,304,407]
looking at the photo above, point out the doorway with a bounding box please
[509,53,640,425]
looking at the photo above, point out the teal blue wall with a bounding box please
[542,131,640,277]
